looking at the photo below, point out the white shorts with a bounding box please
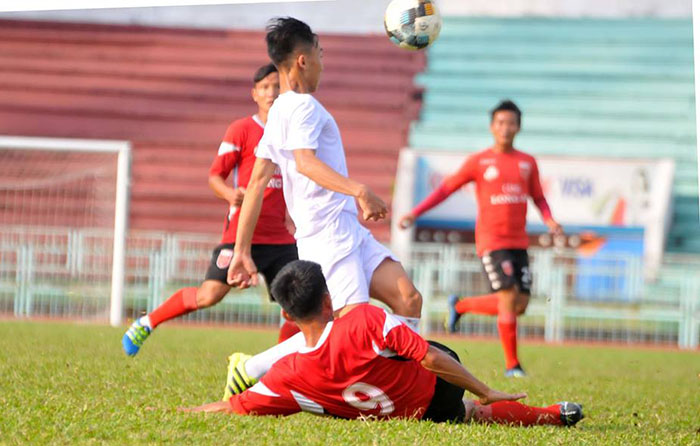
[296,213,397,311]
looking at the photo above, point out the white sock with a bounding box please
[244,332,306,379]
[394,315,420,333]
[138,316,152,330]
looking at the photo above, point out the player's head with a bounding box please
[251,63,279,113]
[266,17,323,92]
[490,100,521,146]
[270,260,331,322]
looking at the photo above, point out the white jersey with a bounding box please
[256,91,357,241]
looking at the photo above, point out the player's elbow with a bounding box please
[399,286,423,318]
[295,157,311,178]
[420,347,439,370]
[293,150,316,178]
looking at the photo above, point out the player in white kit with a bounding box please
[223,17,423,395]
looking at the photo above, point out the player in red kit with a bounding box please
[185,260,583,427]
[122,64,299,356]
[399,100,562,377]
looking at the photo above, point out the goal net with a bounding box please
[0,136,130,325]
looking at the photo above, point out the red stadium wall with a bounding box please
[0,19,425,242]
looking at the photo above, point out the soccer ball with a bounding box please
[384,0,442,50]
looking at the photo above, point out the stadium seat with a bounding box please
[0,19,425,242]
[411,17,698,254]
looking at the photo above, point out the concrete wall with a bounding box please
[0,0,691,34]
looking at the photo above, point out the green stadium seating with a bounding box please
[410,17,699,254]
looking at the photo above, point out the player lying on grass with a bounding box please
[122,64,299,356]
[186,260,584,427]
[223,17,424,384]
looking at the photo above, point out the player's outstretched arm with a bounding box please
[181,401,233,414]
[293,149,387,221]
[398,156,475,230]
[420,345,527,405]
[227,157,276,288]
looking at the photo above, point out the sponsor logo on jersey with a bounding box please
[490,193,528,205]
[216,248,233,269]
[483,165,499,181]
[501,260,514,277]
[502,183,522,194]
[519,161,532,179]
[267,177,283,189]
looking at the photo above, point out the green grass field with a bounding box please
[1,321,698,446]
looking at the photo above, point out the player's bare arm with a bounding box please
[398,158,474,230]
[420,345,527,405]
[293,149,387,221]
[181,401,233,414]
[209,174,245,207]
[227,157,277,288]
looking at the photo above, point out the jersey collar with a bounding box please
[298,321,333,354]
[252,114,264,129]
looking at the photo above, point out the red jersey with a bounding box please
[229,305,436,419]
[443,148,550,256]
[209,116,294,245]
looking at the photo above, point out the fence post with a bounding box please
[15,245,34,318]
[147,251,166,313]
[414,262,434,336]
[679,275,699,349]
[14,246,25,317]
[545,254,565,343]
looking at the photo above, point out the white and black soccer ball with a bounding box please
[384,0,442,50]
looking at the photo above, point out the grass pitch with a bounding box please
[1,321,698,445]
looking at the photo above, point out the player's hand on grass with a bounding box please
[180,401,232,413]
[356,185,388,222]
[227,252,259,289]
[478,389,527,406]
[397,214,416,229]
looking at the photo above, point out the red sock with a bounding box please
[497,312,519,369]
[473,401,562,426]
[148,287,198,328]
[454,293,499,315]
[277,320,301,343]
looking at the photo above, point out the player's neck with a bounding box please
[299,319,331,348]
[492,143,514,154]
[280,70,313,94]
[256,109,268,125]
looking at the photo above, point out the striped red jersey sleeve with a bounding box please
[209,121,244,179]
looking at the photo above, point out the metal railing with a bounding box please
[1,227,698,348]
[405,243,699,349]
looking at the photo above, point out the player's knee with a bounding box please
[196,287,226,308]
[515,294,530,315]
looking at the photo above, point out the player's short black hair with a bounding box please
[270,260,328,321]
[265,17,317,66]
[253,63,278,84]
[491,100,522,126]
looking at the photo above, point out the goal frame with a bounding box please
[0,135,132,327]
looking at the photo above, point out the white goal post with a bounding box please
[0,136,131,327]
